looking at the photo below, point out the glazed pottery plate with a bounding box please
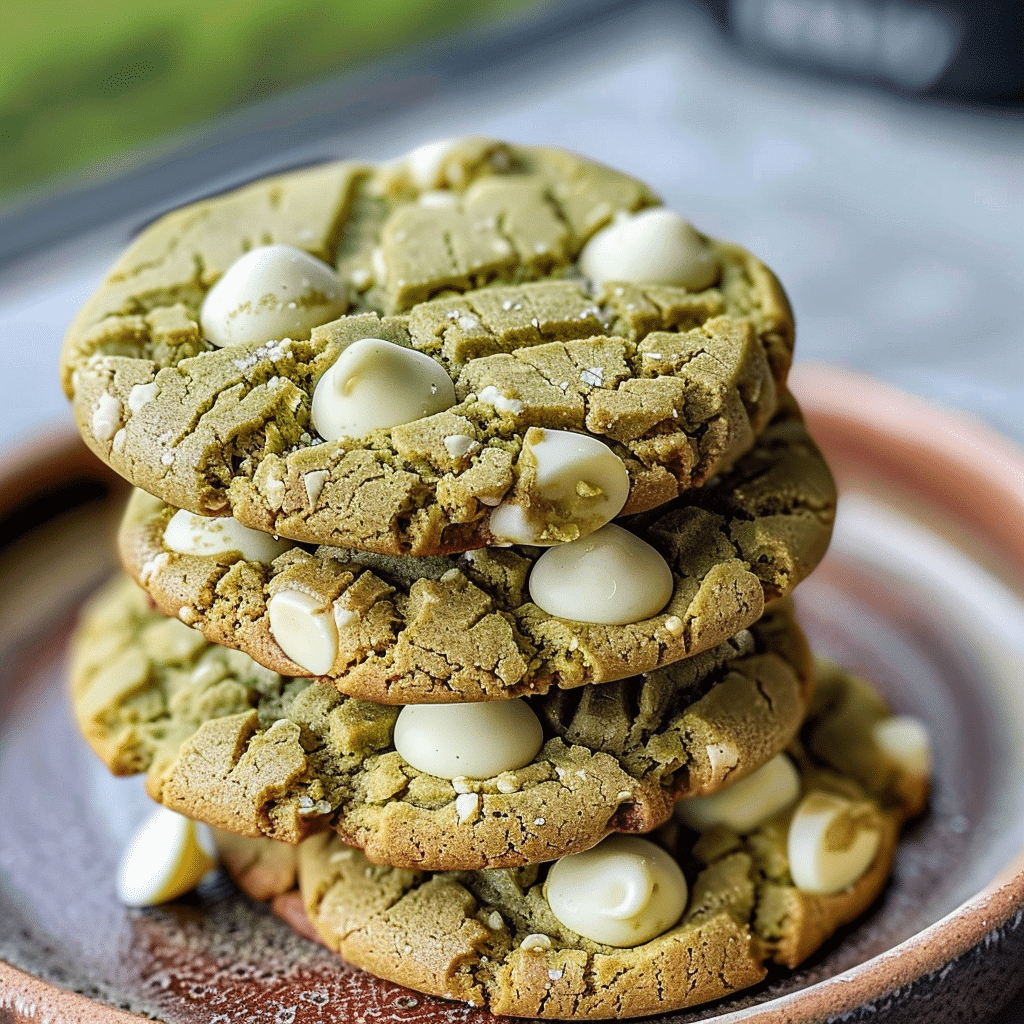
[2,364,1024,1023]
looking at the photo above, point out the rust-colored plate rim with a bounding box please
[3,365,1024,1022]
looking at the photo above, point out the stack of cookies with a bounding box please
[62,139,930,1018]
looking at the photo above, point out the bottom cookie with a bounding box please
[215,662,930,1019]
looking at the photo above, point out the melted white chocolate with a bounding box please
[528,524,673,624]
[163,509,291,563]
[267,589,338,675]
[200,244,345,348]
[393,699,544,779]
[787,792,881,895]
[676,754,800,833]
[545,836,688,947]
[489,429,630,545]
[116,806,217,907]
[311,337,456,441]
[580,208,719,290]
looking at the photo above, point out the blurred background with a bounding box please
[1,0,1022,453]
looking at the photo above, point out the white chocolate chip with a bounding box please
[545,836,687,947]
[548,969,564,981]
[112,428,127,454]
[116,806,217,907]
[579,367,603,387]
[787,792,882,895]
[520,933,552,952]
[303,469,330,507]
[872,715,932,777]
[393,700,544,780]
[477,384,525,415]
[455,793,481,823]
[663,615,685,637]
[528,524,673,625]
[311,338,456,441]
[676,754,801,833]
[580,208,719,290]
[444,434,479,460]
[163,509,291,563]
[128,380,160,414]
[489,429,630,546]
[267,590,338,675]
[487,911,504,930]
[199,245,345,348]
[91,392,122,441]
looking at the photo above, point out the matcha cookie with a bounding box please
[61,139,794,555]
[71,575,812,869]
[117,395,834,701]
[228,664,927,1019]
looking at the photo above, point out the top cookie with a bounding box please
[60,139,794,555]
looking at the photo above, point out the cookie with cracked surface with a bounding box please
[70,574,812,869]
[61,139,794,555]
[117,394,834,701]
[242,663,927,1019]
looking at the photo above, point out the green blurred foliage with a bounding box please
[1,0,536,199]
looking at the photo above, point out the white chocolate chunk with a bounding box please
[404,136,494,190]
[303,469,330,507]
[676,754,800,833]
[311,337,456,441]
[787,792,882,895]
[200,244,345,348]
[127,380,160,414]
[92,392,122,441]
[444,434,479,459]
[407,138,463,189]
[455,793,481,823]
[490,429,630,545]
[528,524,673,625]
[545,836,688,947]
[477,385,524,415]
[267,590,338,675]
[393,699,544,779]
[116,806,217,907]
[163,509,291,563]
[663,615,684,637]
[872,715,932,777]
[580,208,719,290]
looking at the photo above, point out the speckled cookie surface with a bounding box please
[61,140,794,555]
[117,396,833,702]
[235,664,926,1020]
[70,575,812,869]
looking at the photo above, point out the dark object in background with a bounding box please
[701,0,1022,103]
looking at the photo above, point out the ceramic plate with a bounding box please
[2,364,1024,1023]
